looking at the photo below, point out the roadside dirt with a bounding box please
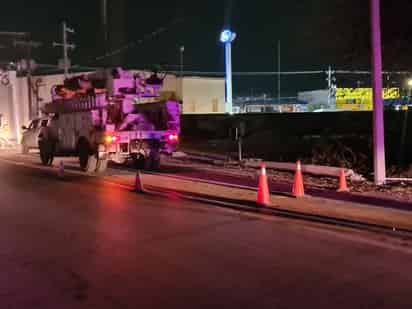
[165,156,412,204]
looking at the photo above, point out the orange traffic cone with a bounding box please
[257,164,270,206]
[135,170,145,193]
[58,161,64,179]
[292,160,305,197]
[337,169,349,192]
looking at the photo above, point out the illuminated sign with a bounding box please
[335,88,400,111]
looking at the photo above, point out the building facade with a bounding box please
[0,70,225,143]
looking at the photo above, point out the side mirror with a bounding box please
[21,126,28,130]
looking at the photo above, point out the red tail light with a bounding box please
[168,133,179,143]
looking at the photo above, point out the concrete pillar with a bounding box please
[370,0,386,185]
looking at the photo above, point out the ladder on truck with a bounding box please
[43,94,108,114]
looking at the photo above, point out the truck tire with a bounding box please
[146,148,160,171]
[150,150,161,170]
[78,140,97,173]
[96,159,108,173]
[39,140,54,166]
[132,154,146,170]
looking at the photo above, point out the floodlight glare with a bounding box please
[220,30,236,43]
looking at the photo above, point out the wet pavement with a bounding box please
[1,158,412,308]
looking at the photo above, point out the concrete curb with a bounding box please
[138,172,412,232]
[175,150,365,182]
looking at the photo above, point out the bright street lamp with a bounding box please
[406,79,412,97]
[220,29,236,114]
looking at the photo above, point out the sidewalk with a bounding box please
[162,158,412,212]
[108,172,412,232]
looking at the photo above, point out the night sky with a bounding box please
[1,0,412,96]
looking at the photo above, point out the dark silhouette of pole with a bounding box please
[180,46,184,79]
[277,40,281,104]
[53,22,75,79]
[370,0,386,185]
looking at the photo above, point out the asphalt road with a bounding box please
[1,158,412,308]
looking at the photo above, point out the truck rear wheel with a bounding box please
[149,150,161,170]
[132,154,145,170]
[78,140,97,173]
[145,149,160,171]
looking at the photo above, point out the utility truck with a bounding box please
[38,68,180,172]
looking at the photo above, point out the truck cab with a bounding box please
[21,117,50,154]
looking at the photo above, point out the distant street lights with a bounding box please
[407,79,412,96]
[220,29,236,114]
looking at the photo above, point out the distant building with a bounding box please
[298,88,402,112]
[297,90,331,111]
[0,70,225,142]
[335,88,400,111]
[165,76,226,114]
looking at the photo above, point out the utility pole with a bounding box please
[53,22,75,79]
[277,40,281,104]
[179,45,185,79]
[370,0,386,185]
[101,0,108,60]
[326,66,336,109]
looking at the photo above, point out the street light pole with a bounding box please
[370,0,386,185]
[220,29,237,114]
[225,42,233,113]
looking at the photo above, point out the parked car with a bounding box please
[21,117,50,154]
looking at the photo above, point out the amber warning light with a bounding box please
[105,135,118,144]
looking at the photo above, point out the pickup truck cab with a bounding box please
[21,117,50,154]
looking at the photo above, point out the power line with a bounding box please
[164,70,325,76]
[165,70,412,77]
[90,17,184,65]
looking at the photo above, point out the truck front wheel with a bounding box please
[132,154,145,170]
[78,140,97,173]
[39,140,54,166]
